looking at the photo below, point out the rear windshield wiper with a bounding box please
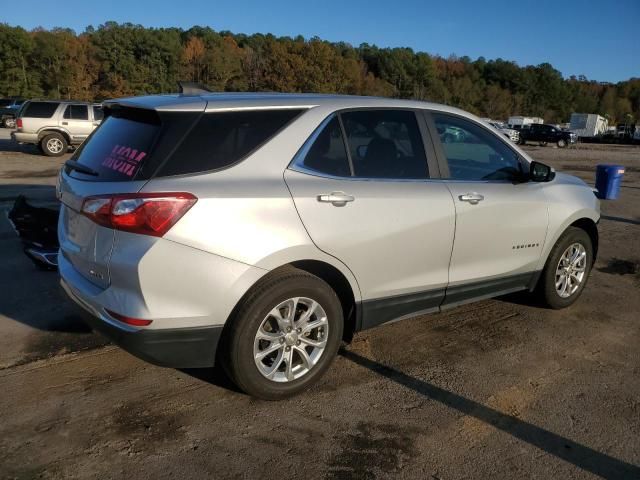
[64,160,99,177]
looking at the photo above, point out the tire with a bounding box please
[220,267,343,400]
[4,117,16,128]
[557,139,567,148]
[40,133,68,157]
[537,227,593,309]
[539,141,548,147]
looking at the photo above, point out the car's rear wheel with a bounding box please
[221,267,343,400]
[4,117,16,128]
[40,133,68,156]
[537,227,593,309]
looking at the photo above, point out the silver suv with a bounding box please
[12,100,103,156]
[58,93,600,399]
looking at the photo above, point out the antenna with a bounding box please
[177,81,213,95]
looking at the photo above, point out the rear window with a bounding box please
[155,109,303,177]
[68,108,303,181]
[0,99,12,107]
[22,101,60,118]
[69,111,160,181]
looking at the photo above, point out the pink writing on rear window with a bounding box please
[102,145,148,177]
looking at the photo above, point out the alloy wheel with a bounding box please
[47,138,64,154]
[555,242,587,298]
[253,297,328,382]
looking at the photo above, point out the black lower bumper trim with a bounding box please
[80,312,223,368]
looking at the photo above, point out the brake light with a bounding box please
[16,118,22,129]
[81,192,197,237]
[105,308,153,327]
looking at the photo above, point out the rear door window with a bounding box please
[342,110,429,179]
[22,102,60,118]
[155,109,303,177]
[63,105,89,120]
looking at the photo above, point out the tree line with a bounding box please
[1,22,638,124]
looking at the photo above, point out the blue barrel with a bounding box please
[595,164,625,200]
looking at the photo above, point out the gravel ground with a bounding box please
[0,129,639,480]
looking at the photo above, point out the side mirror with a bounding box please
[529,161,555,182]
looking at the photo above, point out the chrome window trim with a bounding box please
[288,163,442,183]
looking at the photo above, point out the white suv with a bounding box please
[12,100,103,156]
[58,93,599,399]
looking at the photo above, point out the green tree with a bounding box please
[0,24,39,96]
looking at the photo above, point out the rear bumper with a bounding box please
[12,131,38,144]
[61,276,223,368]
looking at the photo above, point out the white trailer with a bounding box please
[570,113,608,138]
[507,116,544,128]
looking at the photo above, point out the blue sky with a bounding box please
[4,0,639,82]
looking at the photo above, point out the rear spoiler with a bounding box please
[100,81,212,112]
[102,94,207,113]
[177,81,212,95]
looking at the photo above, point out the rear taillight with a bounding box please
[105,308,153,327]
[16,118,22,129]
[81,193,197,237]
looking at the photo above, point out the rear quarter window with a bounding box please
[22,102,60,118]
[93,106,104,121]
[155,109,304,177]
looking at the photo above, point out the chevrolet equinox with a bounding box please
[58,93,599,399]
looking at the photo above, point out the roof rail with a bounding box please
[177,81,213,95]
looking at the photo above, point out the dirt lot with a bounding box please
[0,128,639,479]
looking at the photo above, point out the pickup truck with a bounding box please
[519,123,577,148]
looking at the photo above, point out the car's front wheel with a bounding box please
[538,227,593,309]
[557,138,567,148]
[221,267,343,400]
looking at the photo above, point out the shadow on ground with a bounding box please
[339,349,640,480]
[601,215,640,226]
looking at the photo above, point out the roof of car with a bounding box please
[26,99,100,105]
[103,92,471,117]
